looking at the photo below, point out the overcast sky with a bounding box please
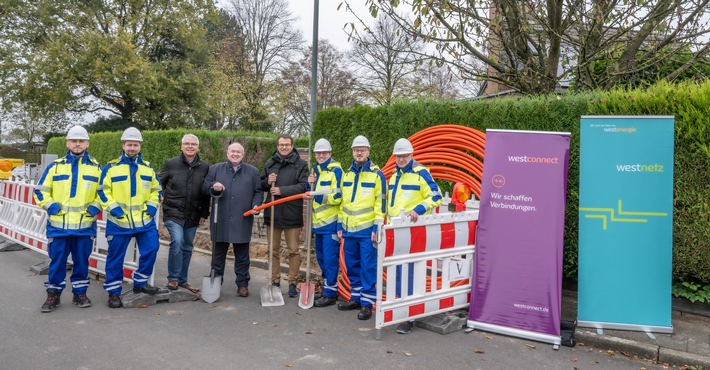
[288,0,372,52]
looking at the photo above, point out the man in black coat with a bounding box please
[202,142,263,298]
[262,134,309,298]
[159,134,210,293]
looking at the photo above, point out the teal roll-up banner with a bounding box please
[578,116,674,332]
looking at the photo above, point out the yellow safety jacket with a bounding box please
[338,159,386,238]
[311,158,343,233]
[387,159,442,219]
[98,152,161,235]
[33,151,102,237]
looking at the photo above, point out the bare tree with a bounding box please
[412,62,466,99]
[345,0,710,95]
[277,40,358,136]
[226,0,304,131]
[1,103,67,147]
[347,15,424,105]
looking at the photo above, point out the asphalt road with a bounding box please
[0,247,671,370]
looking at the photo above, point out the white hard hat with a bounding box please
[351,135,370,148]
[66,125,90,140]
[314,138,332,152]
[392,138,414,155]
[121,127,143,142]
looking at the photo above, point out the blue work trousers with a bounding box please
[315,233,340,298]
[103,228,159,294]
[45,235,94,295]
[343,236,377,307]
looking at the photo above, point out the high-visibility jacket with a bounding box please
[33,151,102,237]
[387,159,442,219]
[311,157,343,233]
[338,159,386,238]
[98,152,161,235]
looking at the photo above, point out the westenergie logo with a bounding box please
[616,163,664,172]
[603,127,637,133]
[507,155,559,164]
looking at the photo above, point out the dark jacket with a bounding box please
[261,149,309,228]
[202,161,263,244]
[159,153,210,228]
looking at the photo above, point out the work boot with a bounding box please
[40,289,61,313]
[337,300,361,311]
[108,294,122,308]
[288,283,298,298]
[357,306,372,320]
[314,295,338,307]
[271,282,280,288]
[72,294,92,308]
[133,284,160,295]
[396,321,414,334]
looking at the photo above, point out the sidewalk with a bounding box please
[193,229,710,370]
[560,289,710,369]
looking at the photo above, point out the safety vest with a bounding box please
[387,159,442,219]
[311,158,343,233]
[339,159,386,238]
[98,152,161,235]
[33,151,102,237]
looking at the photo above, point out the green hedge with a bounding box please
[47,130,309,172]
[313,80,710,285]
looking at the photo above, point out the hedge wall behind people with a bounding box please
[313,80,710,286]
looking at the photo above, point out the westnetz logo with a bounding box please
[603,127,637,133]
[616,163,664,172]
[507,155,559,164]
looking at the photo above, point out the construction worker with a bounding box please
[34,125,102,312]
[304,138,343,307]
[387,138,442,333]
[337,135,386,320]
[99,127,163,308]
[159,133,210,294]
[261,134,309,298]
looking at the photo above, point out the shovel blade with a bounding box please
[260,285,284,306]
[298,282,315,309]
[201,274,222,303]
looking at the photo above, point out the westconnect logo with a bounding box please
[603,127,637,133]
[507,155,559,164]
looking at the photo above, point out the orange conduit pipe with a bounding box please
[337,124,486,301]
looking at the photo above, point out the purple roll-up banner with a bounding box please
[468,129,571,346]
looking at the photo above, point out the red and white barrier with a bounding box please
[375,200,479,339]
[0,178,147,283]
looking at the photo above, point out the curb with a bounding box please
[576,329,710,369]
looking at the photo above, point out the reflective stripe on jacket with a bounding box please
[338,159,386,238]
[311,158,343,233]
[33,151,102,237]
[387,159,442,219]
[98,152,161,235]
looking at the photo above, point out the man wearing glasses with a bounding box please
[261,134,309,298]
[158,134,210,294]
[337,135,387,320]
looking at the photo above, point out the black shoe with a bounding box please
[357,306,372,320]
[314,295,338,307]
[396,321,414,334]
[337,300,361,311]
[72,294,92,308]
[272,282,280,288]
[288,283,298,298]
[41,289,61,313]
[133,284,160,295]
[108,294,122,308]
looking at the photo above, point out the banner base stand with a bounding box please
[577,320,673,334]
[468,320,561,347]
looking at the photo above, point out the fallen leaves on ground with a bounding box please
[305,330,313,334]
[620,350,630,357]
[570,357,578,362]
[473,349,485,354]
[525,344,536,350]
[606,350,615,356]
[404,352,413,356]
[136,304,148,308]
